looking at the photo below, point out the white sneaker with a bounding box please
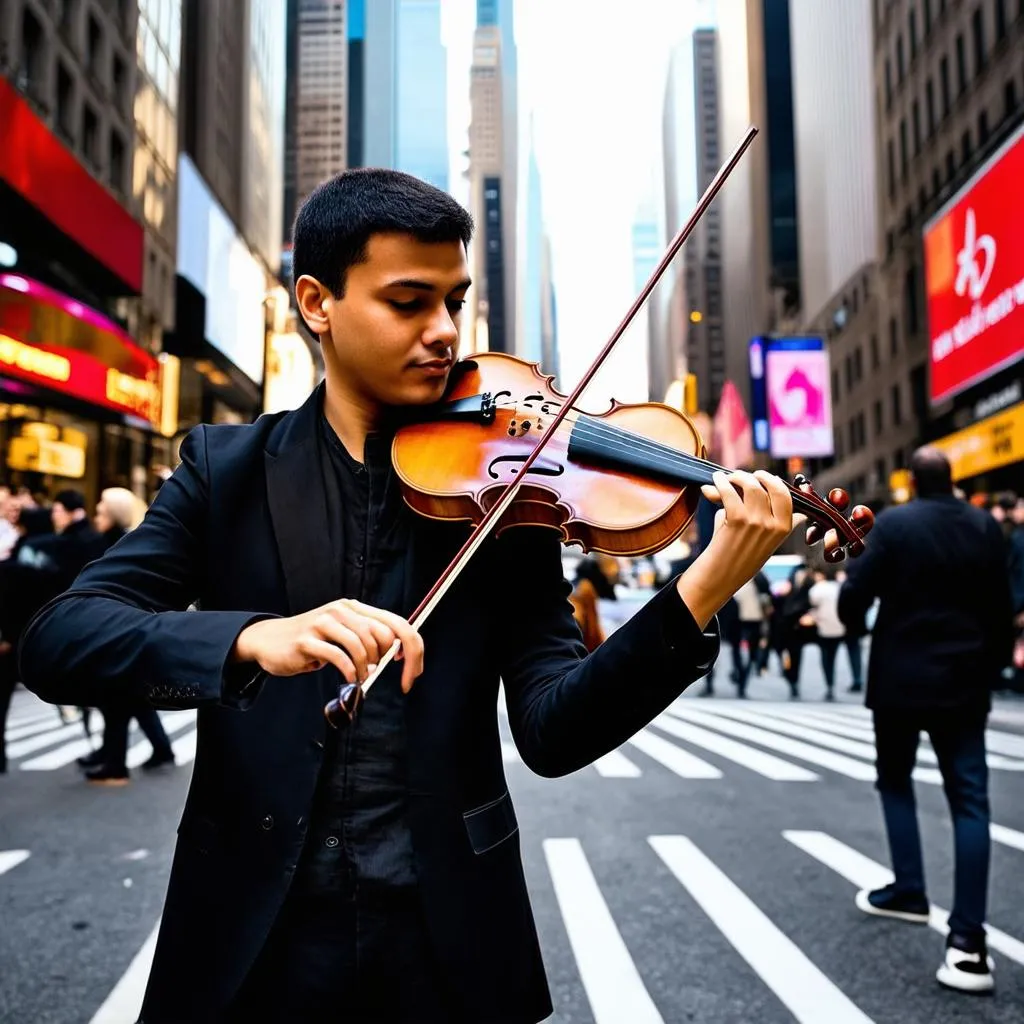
[936,941,995,994]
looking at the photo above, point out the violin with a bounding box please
[324,125,873,727]
[390,352,872,559]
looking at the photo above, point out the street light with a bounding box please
[689,310,703,324]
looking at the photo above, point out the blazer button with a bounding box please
[324,835,339,848]
[260,815,274,831]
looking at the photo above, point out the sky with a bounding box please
[440,0,717,403]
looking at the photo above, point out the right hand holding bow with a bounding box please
[231,599,424,692]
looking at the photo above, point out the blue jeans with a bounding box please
[873,709,990,942]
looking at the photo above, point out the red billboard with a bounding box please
[0,274,161,427]
[924,122,1024,405]
[0,77,144,293]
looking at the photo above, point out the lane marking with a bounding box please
[88,919,161,1024]
[593,750,643,778]
[627,729,722,779]
[0,850,30,877]
[649,835,875,1024]
[543,838,663,1023]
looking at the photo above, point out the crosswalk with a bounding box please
[3,823,1020,1022]
[3,695,198,774]
[499,697,1024,787]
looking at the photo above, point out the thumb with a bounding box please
[713,507,727,535]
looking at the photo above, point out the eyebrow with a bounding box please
[384,277,472,293]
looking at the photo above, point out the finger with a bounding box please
[300,636,357,684]
[700,484,722,504]
[315,616,370,681]
[730,470,771,520]
[345,602,424,692]
[754,471,794,532]
[711,471,745,521]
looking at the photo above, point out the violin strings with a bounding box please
[484,396,838,526]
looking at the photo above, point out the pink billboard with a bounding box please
[765,346,834,458]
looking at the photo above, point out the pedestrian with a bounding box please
[807,565,846,700]
[18,168,825,1022]
[568,555,616,652]
[731,571,771,698]
[838,446,1014,995]
[76,488,176,785]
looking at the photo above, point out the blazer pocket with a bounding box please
[463,790,518,855]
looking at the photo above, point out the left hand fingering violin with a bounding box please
[324,124,873,728]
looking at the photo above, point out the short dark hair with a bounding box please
[291,168,474,298]
[53,488,86,512]
[909,446,953,497]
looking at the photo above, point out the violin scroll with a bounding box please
[792,474,874,562]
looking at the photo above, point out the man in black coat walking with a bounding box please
[19,169,824,1023]
[839,446,1013,996]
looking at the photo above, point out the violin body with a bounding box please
[392,353,708,557]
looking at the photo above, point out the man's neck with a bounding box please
[322,382,381,464]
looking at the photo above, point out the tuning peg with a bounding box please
[805,523,823,546]
[827,487,851,511]
[851,504,875,535]
[824,545,846,564]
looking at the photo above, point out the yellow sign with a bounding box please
[889,468,912,503]
[0,333,71,383]
[106,367,160,423]
[7,436,86,478]
[932,402,1024,481]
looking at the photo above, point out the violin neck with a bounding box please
[568,415,821,521]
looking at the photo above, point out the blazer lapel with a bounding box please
[265,384,341,616]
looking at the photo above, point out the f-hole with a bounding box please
[487,454,566,480]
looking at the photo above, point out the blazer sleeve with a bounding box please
[495,528,719,778]
[17,426,273,711]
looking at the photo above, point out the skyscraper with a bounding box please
[520,140,544,363]
[468,0,517,354]
[396,0,449,191]
[283,0,348,250]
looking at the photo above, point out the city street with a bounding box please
[2,658,1024,1024]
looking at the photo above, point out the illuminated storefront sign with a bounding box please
[923,121,1024,405]
[0,275,161,427]
[932,402,1024,481]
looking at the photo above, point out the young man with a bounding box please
[20,169,822,1022]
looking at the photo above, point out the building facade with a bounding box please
[871,0,1023,501]
[0,0,174,506]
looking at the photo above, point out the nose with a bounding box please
[424,303,459,348]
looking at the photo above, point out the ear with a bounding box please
[295,275,333,338]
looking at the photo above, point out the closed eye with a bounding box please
[389,299,421,312]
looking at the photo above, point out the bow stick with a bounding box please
[325,125,760,726]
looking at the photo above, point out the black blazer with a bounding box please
[838,494,1013,713]
[18,384,719,1024]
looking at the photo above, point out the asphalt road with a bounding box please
[2,653,1024,1024]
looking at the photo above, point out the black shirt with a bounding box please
[289,412,418,896]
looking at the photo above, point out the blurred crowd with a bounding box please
[0,484,175,781]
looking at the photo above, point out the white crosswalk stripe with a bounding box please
[649,713,819,781]
[0,849,31,877]
[650,835,875,1023]
[544,838,664,1023]
[627,727,723,779]
[88,920,162,1024]
[783,830,1024,967]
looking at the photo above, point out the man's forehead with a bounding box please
[362,233,469,279]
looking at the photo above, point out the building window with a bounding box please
[887,138,896,196]
[978,109,989,144]
[109,131,125,192]
[932,167,941,194]
[832,369,840,402]
[956,33,967,94]
[1007,79,1019,119]
[919,184,927,211]
[900,119,908,177]
[897,34,905,81]
[82,103,99,166]
[961,128,972,163]
[909,7,918,57]
[56,61,75,141]
[972,7,985,73]
[113,54,126,109]
[871,334,880,369]
[885,59,893,107]
[912,100,921,153]
[18,8,45,99]
[946,149,955,179]
[889,315,899,356]
[926,78,935,133]
[995,0,1007,41]
[924,0,932,35]
[891,383,903,426]
[87,13,103,77]
[875,457,888,485]
[845,354,853,391]
[940,56,951,116]
[873,400,884,434]
[849,419,858,453]
[854,347,864,382]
